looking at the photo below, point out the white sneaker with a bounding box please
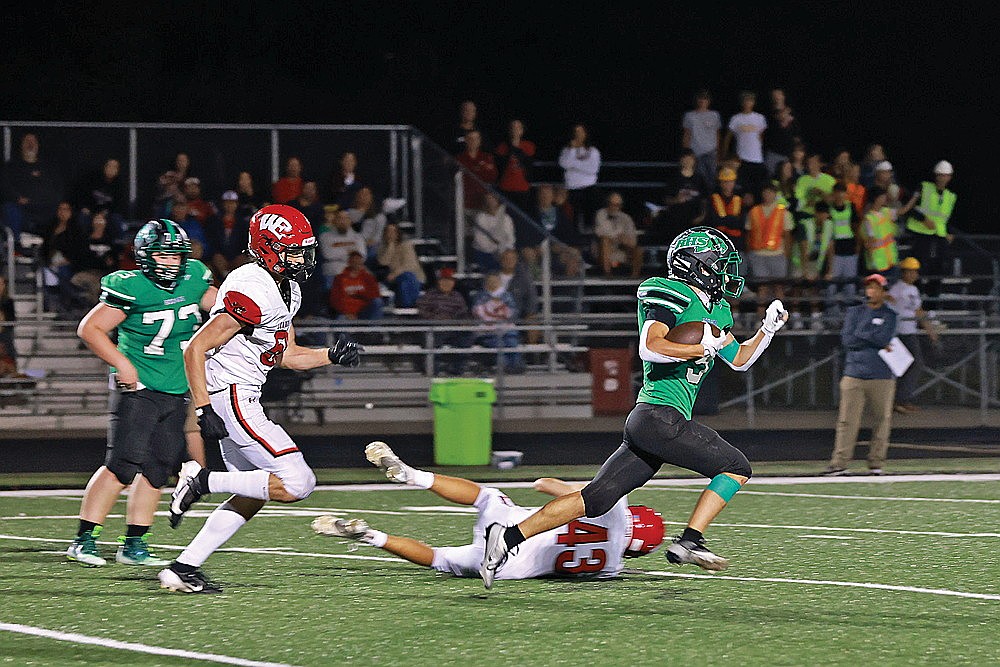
[365,441,413,484]
[312,515,372,541]
[480,523,511,590]
[169,460,206,528]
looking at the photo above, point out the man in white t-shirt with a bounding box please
[682,89,723,190]
[887,257,939,413]
[723,91,768,200]
[312,442,665,581]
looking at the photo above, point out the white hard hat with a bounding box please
[875,160,893,172]
[934,160,954,175]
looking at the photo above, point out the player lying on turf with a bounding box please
[480,226,789,588]
[311,442,664,580]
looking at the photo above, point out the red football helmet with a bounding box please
[624,505,665,557]
[248,204,317,283]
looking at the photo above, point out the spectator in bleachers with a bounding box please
[495,119,536,214]
[705,168,745,251]
[647,149,707,245]
[773,160,798,209]
[172,151,192,183]
[236,170,260,216]
[329,250,383,321]
[182,177,216,223]
[525,183,584,278]
[470,190,514,272]
[473,272,524,374]
[348,187,386,261]
[318,205,366,290]
[763,104,802,177]
[331,152,363,209]
[829,149,853,181]
[594,191,642,278]
[452,100,483,154]
[39,201,84,314]
[888,257,939,413]
[723,91,768,198]
[843,162,867,214]
[456,130,498,211]
[823,183,862,312]
[204,190,250,279]
[745,182,793,312]
[376,222,425,308]
[498,248,540,343]
[290,180,324,223]
[558,123,601,233]
[72,210,119,305]
[417,267,471,375]
[0,276,17,371]
[859,143,886,188]
[682,89,723,191]
[76,158,126,221]
[794,153,836,233]
[905,160,957,296]
[872,161,907,212]
[2,133,64,238]
[154,152,192,217]
[170,197,210,257]
[271,156,303,204]
[860,186,919,278]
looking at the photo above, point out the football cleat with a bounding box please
[170,460,206,529]
[311,515,371,541]
[66,527,107,567]
[665,536,730,571]
[158,566,221,594]
[480,523,511,589]
[365,441,413,484]
[116,535,170,566]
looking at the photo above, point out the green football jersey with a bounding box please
[99,259,213,395]
[635,277,734,419]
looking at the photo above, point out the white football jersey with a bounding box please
[205,262,301,391]
[501,497,630,580]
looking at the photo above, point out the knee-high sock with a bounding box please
[176,505,247,568]
[207,470,270,500]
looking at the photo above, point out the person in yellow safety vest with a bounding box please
[791,153,836,277]
[860,186,919,279]
[744,182,795,315]
[823,183,862,311]
[906,160,956,296]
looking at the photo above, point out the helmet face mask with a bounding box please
[248,205,317,284]
[666,226,744,301]
[133,219,191,290]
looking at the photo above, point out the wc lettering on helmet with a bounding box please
[257,213,293,238]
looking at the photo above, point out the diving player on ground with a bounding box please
[480,226,789,588]
[312,442,664,580]
[158,204,363,593]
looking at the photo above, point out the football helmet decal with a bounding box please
[133,219,191,290]
[624,505,665,557]
[248,204,317,283]
[666,226,744,301]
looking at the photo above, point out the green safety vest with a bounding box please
[907,181,956,237]
[864,208,898,272]
[830,203,855,240]
[791,216,831,272]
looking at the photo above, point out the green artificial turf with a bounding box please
[1,473,998,665]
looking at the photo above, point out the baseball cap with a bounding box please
[899,257,921,270]
[864,273,888,287]
[875,160,893,172]
[221,190,238,201]
[718,167,737,182]
[184,176,201,185]
[934,160,954,175]
[437,267,456,280]
[323,204,340,214]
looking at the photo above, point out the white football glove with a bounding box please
[761,299,789,335]
[700,322,728,359]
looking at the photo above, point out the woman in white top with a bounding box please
[558,123,601,233]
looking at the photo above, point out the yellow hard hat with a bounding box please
[718,168,737,182]
[899,257,921,270]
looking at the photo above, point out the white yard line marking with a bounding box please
[0,622,299,667]
[639,571,1000,601]
[798,535,859,540]
[4,532,993,602]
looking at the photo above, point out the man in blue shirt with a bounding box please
[823,273,898,475]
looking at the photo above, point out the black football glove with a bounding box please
[328,335,364,367]
[196,404,229,441]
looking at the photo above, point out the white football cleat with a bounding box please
[365,441,413,484]
[312,515,372,541]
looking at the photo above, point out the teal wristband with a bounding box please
[706,473,742,502]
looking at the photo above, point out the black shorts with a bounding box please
[623,403,752,479]
[105,388,188,485]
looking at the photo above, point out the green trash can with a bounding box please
[428,378,497,465]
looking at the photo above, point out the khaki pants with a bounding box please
[829,376,896,469]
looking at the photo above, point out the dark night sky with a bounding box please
[1,2,996,228]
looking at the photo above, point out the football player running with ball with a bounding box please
[312,442,665,580]
[68,220,217,567]
[481,226,788,588]
[159,205,363,593]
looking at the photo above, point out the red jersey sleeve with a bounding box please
[223,290,263,326]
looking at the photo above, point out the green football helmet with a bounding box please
[665,226,744,300]
[133,219,191,290]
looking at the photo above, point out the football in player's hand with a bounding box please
[665,321,721,345]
